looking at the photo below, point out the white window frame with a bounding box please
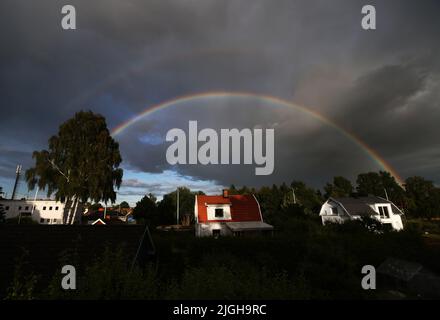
[377,205,390,219]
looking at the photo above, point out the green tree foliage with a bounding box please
[405,176,440,219]
[157,187,205,225]
[0,187,5,223]
[88,203,103,211]
[356,171,406,206]
[289,181,323,214]
[254,181,323,227]
[324,176,353,198]
[133,193,158,225]
[0,204,5,223]
[119,201,130,208]
[25,111,123,223]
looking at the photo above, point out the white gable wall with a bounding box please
[319,200,350,225]
[370,203,404,230]
[206,204,232,221]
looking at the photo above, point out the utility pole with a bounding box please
[176,187,180,225]
[292,187,297,204]
[384,188,389,201]
[11,165,21,200]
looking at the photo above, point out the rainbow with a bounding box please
[111,91,404,185]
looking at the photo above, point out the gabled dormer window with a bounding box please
[215,208,224,218]
[331,207,338,215]
[378,206,390,219]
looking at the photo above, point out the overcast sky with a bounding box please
[1,0,439,204]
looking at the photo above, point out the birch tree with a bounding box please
[25,111,123,224]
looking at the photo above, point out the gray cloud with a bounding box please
[1,0,440,197]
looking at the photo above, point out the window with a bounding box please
[46,219,50,223]
[49,206,53,210]
[53,219,58,223]
[18,206,22,210]
[40,218,45,223]
[215,208,224,218]
[25,206,29,210]
[331,207,338,215]
[55,206,59,210]
[5,206,9,210]
[43,206,46,210]
[378,206,390,219]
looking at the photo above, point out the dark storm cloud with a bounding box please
[1,0,440,195]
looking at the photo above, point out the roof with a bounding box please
[91,218,106,225]
[330,196,402,217]
[377,257,423,281]
[0,199,61,203]
[199,195,232,205]
[196,194,262,222]
[226,221,274,232]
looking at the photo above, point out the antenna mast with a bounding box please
[176,188,180,225]
[11,165,22,200]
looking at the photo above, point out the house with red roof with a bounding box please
[194,189,274,237]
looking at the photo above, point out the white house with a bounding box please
[319,196,404,231]
[0,199,82,224]
[194,189,274,237]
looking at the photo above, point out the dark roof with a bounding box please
[377,257,440,298]
[0,225,155,297]
[377,257,423,281]
[331,196,400,217]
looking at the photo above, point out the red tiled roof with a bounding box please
[196,194,262,223]
[198,195,232,205]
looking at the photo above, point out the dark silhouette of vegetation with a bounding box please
[119,201,130,209]
[25,111,123,224]
[324,176,353,198]
[133,187,205,226]
[0,187,5,223]
[405,176,440,219]
[132,193,161,225]
[4,217,439,299]
[357,171,406,205]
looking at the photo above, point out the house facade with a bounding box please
[0,199,82,224]
[319,196,404,231]
[194,189,274,237]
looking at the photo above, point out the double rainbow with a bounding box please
[111,91,404,185]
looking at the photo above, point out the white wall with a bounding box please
[0,199,69,224]
[319,200,348,225]
[206,204,232,221]
[195,222,232,237]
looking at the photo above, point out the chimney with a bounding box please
[222,189,229,198]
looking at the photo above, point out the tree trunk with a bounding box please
[70,198,79,225]
[65,196,77,225]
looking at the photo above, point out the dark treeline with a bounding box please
[132,171,440,228]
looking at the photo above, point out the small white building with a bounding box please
[319,196,404,231]
[0,199,82,224]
